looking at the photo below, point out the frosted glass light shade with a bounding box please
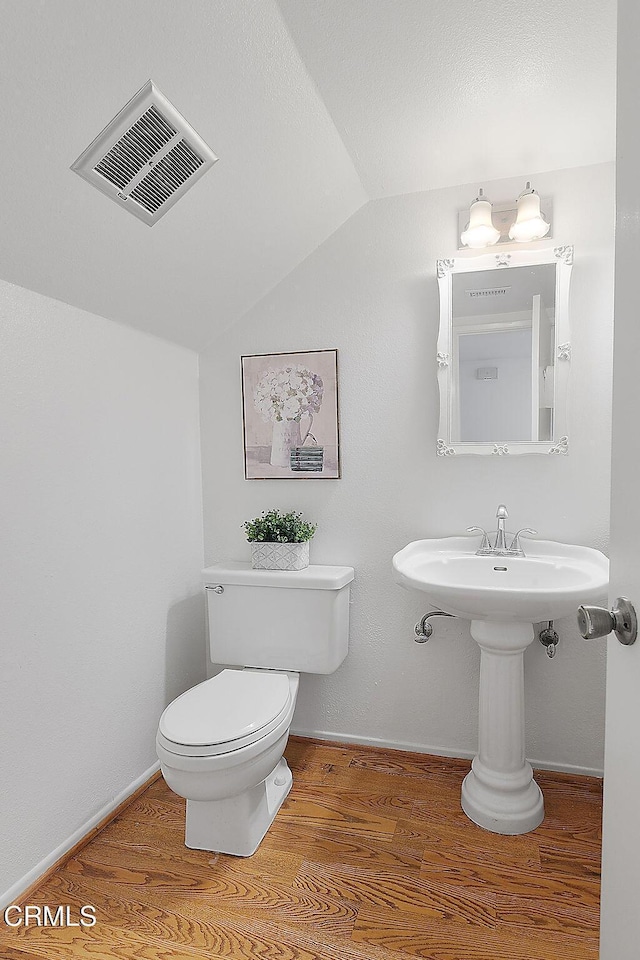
[508,184,551,242]
[460,190,500,249]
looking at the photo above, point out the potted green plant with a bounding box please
[242,509,317,571]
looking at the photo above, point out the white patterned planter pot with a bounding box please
[250,541,310,571]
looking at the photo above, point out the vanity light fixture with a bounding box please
[458,182,553,249]
[508,181,551,243]
[460,188,500,249]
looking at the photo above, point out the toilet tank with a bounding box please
[203,562,354,674]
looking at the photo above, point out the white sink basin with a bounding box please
[392,535,609,622]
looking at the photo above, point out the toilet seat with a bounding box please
[158,669,293,758]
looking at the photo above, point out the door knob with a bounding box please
[577,597,637,646]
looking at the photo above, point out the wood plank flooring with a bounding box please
[0,737,602,960]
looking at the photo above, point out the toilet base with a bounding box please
[185,758,293,856]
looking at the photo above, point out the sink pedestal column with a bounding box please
[462,620,544,835]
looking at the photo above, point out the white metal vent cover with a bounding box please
[466,287,511,299]
[71,81,218,225]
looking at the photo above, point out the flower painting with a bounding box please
[241,350,340,480]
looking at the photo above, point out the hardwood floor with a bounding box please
[1,737,602,960]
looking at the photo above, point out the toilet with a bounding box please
[156,561,354,856]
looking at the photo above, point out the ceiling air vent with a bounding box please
[71,81,217,225]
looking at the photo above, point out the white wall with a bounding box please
[200,162,614,775]
[0,282,205,905]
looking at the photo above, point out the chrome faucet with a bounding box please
[494,504,509,553]
[467,504,537,557]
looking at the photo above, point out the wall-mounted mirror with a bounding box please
[436,246,573,456]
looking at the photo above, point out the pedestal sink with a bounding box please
[392,536,609,834]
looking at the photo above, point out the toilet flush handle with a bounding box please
[205,585,224,594]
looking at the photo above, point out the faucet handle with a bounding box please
[509,528,538,553]
[467,526,491,553]
[496,504,509,519]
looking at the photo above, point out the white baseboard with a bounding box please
[290,726,603,779]
[528,757,603,778]
[0,761,161,912]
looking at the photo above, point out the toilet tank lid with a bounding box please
[202,562,354,590]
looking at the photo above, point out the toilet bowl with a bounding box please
[156,668,299,856]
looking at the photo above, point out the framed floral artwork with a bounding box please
[241,349,341,480]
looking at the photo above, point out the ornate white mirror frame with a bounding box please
[436,245,573,456]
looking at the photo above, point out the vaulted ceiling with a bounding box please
[0,0,616,350]
[278,0,617,198]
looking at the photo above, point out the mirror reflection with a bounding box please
[451,264,556,443]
